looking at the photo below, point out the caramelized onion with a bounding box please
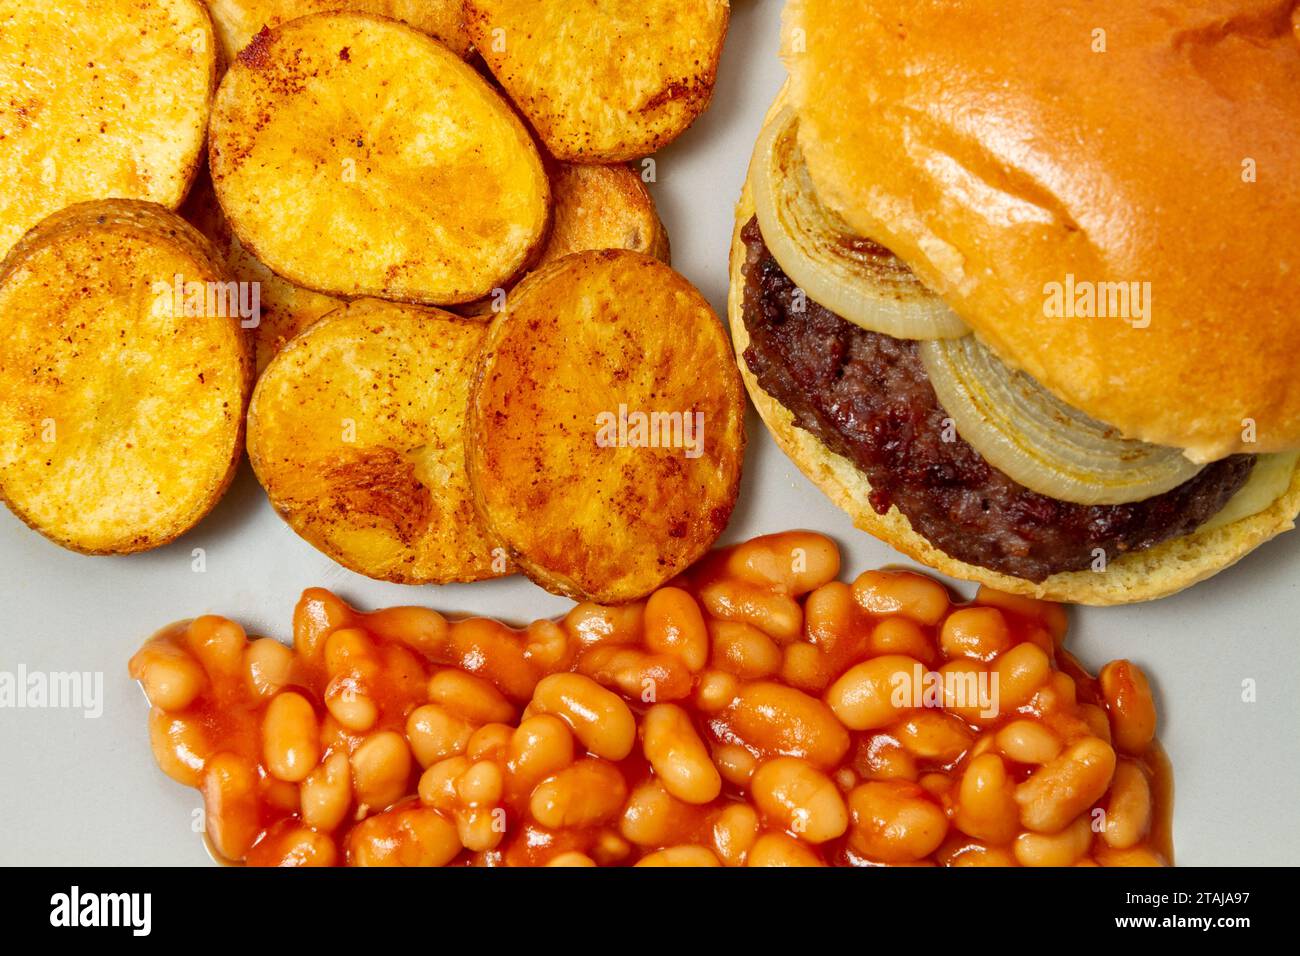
[919,335,1204,505]
[750,106,968,340]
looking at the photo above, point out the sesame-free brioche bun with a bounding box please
[730,174,1300,605]
[783,0,1300,463]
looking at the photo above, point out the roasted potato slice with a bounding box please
[205,0,471,63]
[248,299,507,584]
[468,250,745,603]
[456,162,671,318]
[465,0,730,162]
[540,163,670,267]
[0,0,217,260]
[182,174,342,373]
[229,238,343,374]
[0,200,252,553]
[209,12,549,305]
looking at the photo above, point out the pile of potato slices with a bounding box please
[0,0,741,603]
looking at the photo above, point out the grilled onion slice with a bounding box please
[919,335,1204,505]
[751,105,968,340]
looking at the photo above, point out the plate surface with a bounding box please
[1,1,1296,866]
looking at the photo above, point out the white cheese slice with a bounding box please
[1198,452,1299,533]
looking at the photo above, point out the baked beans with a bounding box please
[129,532,1172,866]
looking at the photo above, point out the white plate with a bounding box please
[1,1,1295,866]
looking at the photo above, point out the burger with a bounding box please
[728,0,1300,604]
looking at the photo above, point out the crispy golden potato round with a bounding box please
[205,0,471,64]
[181,174,342,373]
[540,163,670,267]
[0,200,252,554]
[468,250,745,603]
[231,240,343,374]
[248,298,507,584]
[209,12,550,306]
[465,0,730,162]
[455,162,671,319]
[0,0,217,260]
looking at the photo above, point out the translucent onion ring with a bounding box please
[919,335,1205,505]
[750,106,969,340]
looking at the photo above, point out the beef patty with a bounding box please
[739,217,1253,582]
